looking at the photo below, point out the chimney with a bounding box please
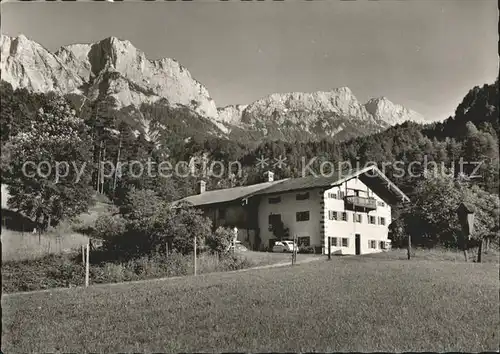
[196,180,206,194]
[264,170,274,182]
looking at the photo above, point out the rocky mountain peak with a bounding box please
[217,104,248,125]
[1,34,218,118]
[1,34,426,144]
[365,96,425,125]
[243,88,374,124]
[1,34,84,93]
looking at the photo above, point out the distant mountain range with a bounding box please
[0,34,426,143]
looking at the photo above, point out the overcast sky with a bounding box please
[2,0,498,121]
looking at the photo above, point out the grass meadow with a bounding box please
[1,200,111,262]
[2,253,498,352]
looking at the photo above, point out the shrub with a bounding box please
[44,255,84,288]
[163,252,191,277]
[2,249,259,293]
[102,189,213,257]
[168,206,213,255]
[101,263,126,283]
[298,246,315,254]
[218,253,253,271]
[398,172,500,248]
[94,214,127,241]
[206,227,235,254]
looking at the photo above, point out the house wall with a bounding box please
[200,202,259,249]
[196,175,394,254]
[257,188,323,250]
[323,177,392,255]
[202,203,247,229]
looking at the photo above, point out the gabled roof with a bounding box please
[246,172,350,197]
[247,165,410,203]
[173,179,288,207]
[174,165,410,207]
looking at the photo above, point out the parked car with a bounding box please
[227,240,249,252]
[272,240,298,253]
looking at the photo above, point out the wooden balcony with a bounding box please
[344,195,377,211]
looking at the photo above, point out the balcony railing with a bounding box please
[344,195,377,211]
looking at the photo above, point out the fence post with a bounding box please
[328,237,331,260]
[291,234,297,265]
[477,239,483,263]
[85,242,90,287]
[462,234,469,262]
[407,234,411,260]
[194,235,197,276]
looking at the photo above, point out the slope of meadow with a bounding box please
[2,255,498,352]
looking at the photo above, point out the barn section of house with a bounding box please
[175,166,410,255]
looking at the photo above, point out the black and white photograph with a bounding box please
[1,0,498,352]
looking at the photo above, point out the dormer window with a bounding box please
[296,192,310,200]
[268,196,281,204]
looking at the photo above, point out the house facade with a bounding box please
[174,166,409,255]
[256,177,393,255]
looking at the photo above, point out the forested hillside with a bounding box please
[1,78,498,248]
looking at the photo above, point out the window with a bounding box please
[355,214,362,223]
[341,237,349,247]
[341,212,348,221]
[377,201,385,207]
[339,191,345,199]
[368,215,376,224]
[328,192,337,199]
[379,241,386,249]
[296,211,310,222]
[298,236,310,247]
[269,214,281,224]
[328,210,338,220]
[268,196,281,204]
[369,240,377,249]
[218,208,226,219]
[330,237,338,247]
[296,192,310,200]
[379,217,386,226]
[268,214,281,230]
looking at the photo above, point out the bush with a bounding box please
[2,254,86,293]
[94,214,127,241]
[206,227,235,254]
[298,246,315,254]
[218,253,253,271]
[101,189,213,257]
[101,263,126,283]
[2,249,259,293]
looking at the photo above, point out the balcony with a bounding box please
[344,195,377,211]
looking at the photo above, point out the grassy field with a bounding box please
[1,200,111,262]
[2,254,498,352]
[1,227,89,262]
[366,246,500,264]
[240,250,321,266]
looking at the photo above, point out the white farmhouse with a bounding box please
[174,165,410,255]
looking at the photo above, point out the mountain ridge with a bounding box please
[1,34,426,143]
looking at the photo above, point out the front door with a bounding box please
[355,234,361,255]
